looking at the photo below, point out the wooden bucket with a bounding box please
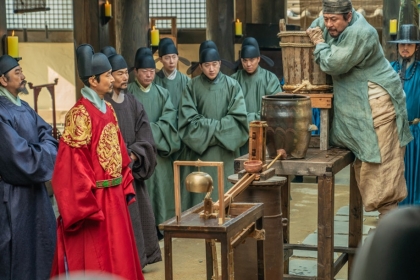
[279,31,332,92]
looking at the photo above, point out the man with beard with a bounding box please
[390,24,420,206]
[178,42,248,209]
[231,37,282,155]
[51,44,144,280]
[306,0,412,219]
[128,48,180,233]
[154,38,190,110]
[0,54,58,280]
[101,46,162,267]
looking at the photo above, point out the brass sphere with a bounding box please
[185,171,213,193]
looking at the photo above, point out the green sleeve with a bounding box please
[313,25,376,76]
[178,83,218,155]
[214,84,249,151]
[150,88,181,157]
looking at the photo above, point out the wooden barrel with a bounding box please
[279,30,332,92]
[229,174,287,280]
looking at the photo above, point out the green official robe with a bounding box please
[310,9,412,163]
[231,66,282,155]
[178,73,248,209]
[154,70,190,110]
[128,80,181,225]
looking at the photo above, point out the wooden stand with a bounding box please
[306,93,333,151]
[159,202,265,280]
[234,148,363,280]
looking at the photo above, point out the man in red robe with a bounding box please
[51,44,144,280]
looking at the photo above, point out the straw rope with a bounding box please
[279,42,314,48]
[278,31,314,48]
[277,31,308,37]
[282,79,333,92]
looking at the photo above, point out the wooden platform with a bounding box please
[234,148,363,280]
[159,202,265,280]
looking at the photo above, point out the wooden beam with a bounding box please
[0,0,7,55]
[73,0,113,98]
[382,0,400,60]
[114,0,149,74]
[251,0,286,24]
[206,0,235,75]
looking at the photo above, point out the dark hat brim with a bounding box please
[186,59,236,75]
[0,55,19,76]
[154,56,191,66]
[388,39,420,44]
[234,55,275,68]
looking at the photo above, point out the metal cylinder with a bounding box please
[230,175,286,280]
[261,94,312,159]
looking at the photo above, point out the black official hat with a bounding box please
[157,38,190,66]
[187,40,235,74]
[158,38,178,57]
[199,48,221,63]
[238,37,274,67]
[100,46,128,72]
[0,54,19,76]
[134,47,156,69]
[76,44,111,78]
[389,24,420,44]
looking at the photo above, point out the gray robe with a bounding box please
[104,92,161,268]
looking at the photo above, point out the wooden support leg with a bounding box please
[282,175,291,274]
[205,239,214,280]
[317,175,334,280]
[320,109,330,150]
[221,239,229,280]
[256,216,265,280]
[164,233,174,280]
[348,165,363,277]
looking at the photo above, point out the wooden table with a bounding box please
[159,202,265,280]
[234,147,362,280]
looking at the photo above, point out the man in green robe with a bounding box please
[231,37,282,155]
[307,0,412,218]
[154,38,190,110]
[128,48,180,227]
[178,43,248,208]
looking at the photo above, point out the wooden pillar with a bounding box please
[206,0,235,74]
[235,0,252,34]
[382,0,400,61]
[73,0,113,98]
[251,0,286,24]
[0,0,7,55]
[114,0,149,73]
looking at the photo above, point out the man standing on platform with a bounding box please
[231,37,282,155]
[51,44,144,280]
[178,42,248,208]
[0,54,58,280]
[306,0,412,219]
[128,48,180,233]
[389,24,420,206]
[154,38,190,110]
[101,46,162,267]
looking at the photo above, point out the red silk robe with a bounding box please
[51,98,144,280]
